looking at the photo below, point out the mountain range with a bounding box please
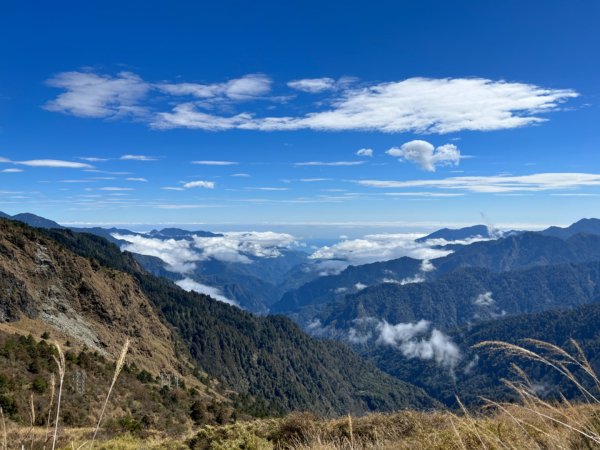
[0,217,435,418]
[4,211,600,411]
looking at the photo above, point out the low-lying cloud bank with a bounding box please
[113,229,493,278]
[309,233,491,274]
[346,318,461,370]
[112,231,298,272]
[175,278,238,306]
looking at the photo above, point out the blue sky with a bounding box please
[1,1,599,232]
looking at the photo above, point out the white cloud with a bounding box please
[310,233,490,274]
[310,233,451,270]
[354,282,367,291]
[295,161,365,166]
[0,158,93,169]
[175,278,238,306]
[384,192,464,197]
[126,177,147,182]
[356,148,373,157]
[191,232,297,263]
[287,77,336,93]
[182,180,215,189]
[112,231,298,272]
[44,71,149,118]
[400,274,426,285]
[158,74,272,101]
[113,233,203,272]
[47,72,576,134]
[120,154,157,161]
[473,291,495,306]
[381,260,433,285]
[99,187,133,191]
[248,187,288,191]
[386,140,460,171]
[79,157,109,162]
[357,173,600,193]
[192,160,238,166]
[376,320,461,369]
[231,173,250,177]
[153,77,578,133]
[1,168,23,173]
[420,259,435,272]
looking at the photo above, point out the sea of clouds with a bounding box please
[112,229,493,304]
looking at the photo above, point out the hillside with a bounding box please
[0,330,226,431]
[30,223,437,415]
[0,219,191,379]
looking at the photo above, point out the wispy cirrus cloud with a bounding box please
[356,173,600,193]
[120,154,158,161]
[287,77,336,93]
[295,161,365,167]
[192,160,238,166]
[44,71,149,118]
[384,192,464,197]
[79,157,109,162]
[154,77,578,132]
[158,73,272,101]
[247,187,289,191]
[45,71,579,134]
[287,76,357,93]
[0,157,93,169]
[99,187,134,191]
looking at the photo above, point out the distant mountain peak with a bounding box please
[147,227,223,238]
[9,212,64,229]
[542,217,600,239]
[416,224,493,243]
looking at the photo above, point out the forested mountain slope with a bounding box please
[34,224,437,415]
[316,261,600,333]
[277,231,600,318]
[365,300,600,407]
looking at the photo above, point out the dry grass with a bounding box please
[2,340,130,450]
[184,339,600,449]
[4,338,600,449]
[185,404,600,449]
[90,339,129,449]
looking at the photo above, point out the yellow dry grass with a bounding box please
[3,339,600,449]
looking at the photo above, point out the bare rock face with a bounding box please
[0,220,191,377]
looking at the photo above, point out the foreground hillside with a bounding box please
[0,218,435,418]
[0,330,223,432]
[5,403,600,449]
